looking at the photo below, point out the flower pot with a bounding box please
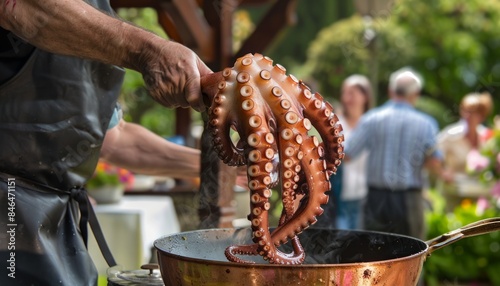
[87,185,124,204]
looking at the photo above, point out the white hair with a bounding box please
[389,68,423,96]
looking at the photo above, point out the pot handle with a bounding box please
[426,217,500,255]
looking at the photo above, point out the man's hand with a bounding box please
[139,40,212,112]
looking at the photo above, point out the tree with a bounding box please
[394,0,500,119]
[264,0,351,69]
[304,14,415,102]
[117,8,178,137]
[304,0,500,124]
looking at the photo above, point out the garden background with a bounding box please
[116,1,500,284]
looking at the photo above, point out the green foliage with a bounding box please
[305,14,415,101]
[233,10,255,53]
[478,128,500,184]
[415,96,457,129]
[86,171,120,190]
[393,0,500,115]
[117,8,167,38]
[424,191,500,285]
[86,162,134,189]
[114,8,176,137]
[265,0,350,70]
[303,0,500,115]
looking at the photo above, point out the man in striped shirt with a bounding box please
[344,68,443,238]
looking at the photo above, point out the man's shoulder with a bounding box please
[411,108,438,125]
[362,104,389,118]
[381,102,438,127]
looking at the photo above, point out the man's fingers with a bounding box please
[185,77,204,112]
[198,58,213,77]
[194,58,213,112]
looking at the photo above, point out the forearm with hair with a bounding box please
[425,157,444,177]
[101,121,201,179]
[0,0,162,71]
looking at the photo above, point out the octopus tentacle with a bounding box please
[299,86,345,172]
[203,53,343,265]
[225,244,258,264]
[269,137,330,247]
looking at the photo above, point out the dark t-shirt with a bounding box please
[0,28,35,84]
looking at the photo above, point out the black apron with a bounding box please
[0,1,124,285]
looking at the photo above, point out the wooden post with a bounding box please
[198,0,239,229]
[198,115,237,228]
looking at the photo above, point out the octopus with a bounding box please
[201,53,344,264]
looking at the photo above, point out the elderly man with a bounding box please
[0,0,211,285]
[344,68,443,238]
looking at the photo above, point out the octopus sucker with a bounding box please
[295,134,303,144]
[264,162,273,172]
[263,56,273,64]
[283,170,293,179]
[218,81,227,90]
[203,54,343,264]
[222,67,232,77]
[240,85,253,97]
[272,86,283,97]
[241,57,253,66]
[288,74,299,84]
[260,70,271,80]
[302,89,312,99]
[247,133,261,147]
[265,133,275,144]
[281,99,292,110]
[285,111,298,124]
[242,99,254,111]
[281,129,294,140]
[264,148,275,159]
[274,64,287,74]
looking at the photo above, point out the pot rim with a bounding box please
[154,228,429,268]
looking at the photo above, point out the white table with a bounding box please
[88,195,180,275]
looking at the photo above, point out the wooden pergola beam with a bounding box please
[235,0,297,60]
[158,0,214,61]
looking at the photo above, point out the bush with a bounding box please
[305,14,415,102]
[304,0,500,117]
[424,191,500,285]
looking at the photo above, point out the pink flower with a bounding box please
[495,153,500,176]
[492,182,500,198]
[467,149,490,172]
[476,196,490,216]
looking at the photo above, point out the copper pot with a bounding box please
[154,218,500,285]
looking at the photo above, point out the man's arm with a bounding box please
[0,0,211,111]
[422,118,453,182]
[100,119,200,179]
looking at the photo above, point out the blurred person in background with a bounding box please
[334,75,372,230]
[344,68,443,239]
[437,93,494,211]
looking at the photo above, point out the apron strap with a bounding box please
[0,172,118,268]
[70,187,117,267]
[88,197,117,267]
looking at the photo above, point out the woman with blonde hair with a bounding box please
[438,92,494,211]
